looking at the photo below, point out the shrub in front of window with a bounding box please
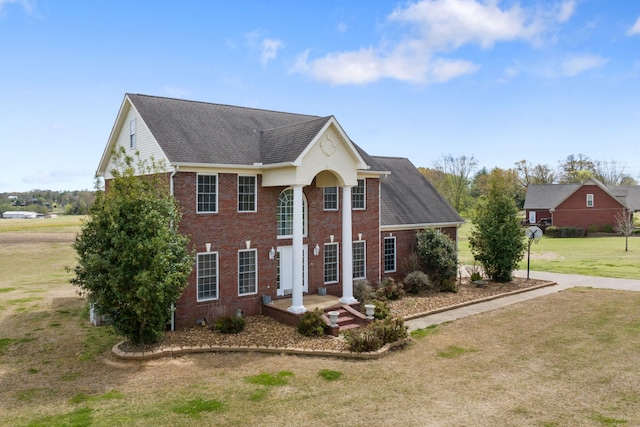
[416,228,458,292]
[297,309,326,337]
[214,315,246,334]
[354,279,376,304]
[403,271,431,294]
[375,277,404,300]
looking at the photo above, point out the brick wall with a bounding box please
[553,184,625,230]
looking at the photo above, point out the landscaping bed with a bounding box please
[120,277,548,354]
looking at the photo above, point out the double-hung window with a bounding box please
[238,175,256,212]
[324,243,339,283]
[586,194,594,208]
[129,119,136,149]
[353,240,366,279]
[197,174,217,213]
[324,187,338,211]
[352,179,366,210]
[383,236,396,273]
[238,249,257,295]
[197,252,218,301]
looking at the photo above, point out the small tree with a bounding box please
[613,209,635,252]
[469,170,525,283]
[70,148,194,345]
[416,228,458,292]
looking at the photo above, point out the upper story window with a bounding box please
[352,179,366,210]
[238,249,257,296]
[129,119,136,149]
[384,236,396,273]
[323,187,338,211]
[586,194,594,208]
[238,175,256,212]
[277,188,307,238]
[197,174,217,213]
[197,251,218,301]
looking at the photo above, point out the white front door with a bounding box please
[529,211,536,225]
[277,245,308,296]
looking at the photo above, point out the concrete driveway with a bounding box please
[405,270,640,331]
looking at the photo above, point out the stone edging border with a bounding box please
[112,280,557,361]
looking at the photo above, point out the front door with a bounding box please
[277,245,308,296]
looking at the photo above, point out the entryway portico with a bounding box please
[261,117,369,313]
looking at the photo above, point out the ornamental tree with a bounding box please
[468,169,525,283]
[70,148,193,345]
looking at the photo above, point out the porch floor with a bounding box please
[269,294,342,312]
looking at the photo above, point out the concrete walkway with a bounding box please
[405,270,640,331]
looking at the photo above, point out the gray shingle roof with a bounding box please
[128,94,322,165]
[368,156,464,227]
[524,183,640,211]
[260,116,333,164]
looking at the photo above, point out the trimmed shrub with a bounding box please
[416,228,458,292]
[376,277,404,301]
[296,308,326,337]
[371,299,391,320]
[370,317,408,344]
[354,279,376,304]
[403,271,431,294]
[214,315,246,334]
[343,328,383,353]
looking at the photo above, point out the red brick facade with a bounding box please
[172,172,382,329]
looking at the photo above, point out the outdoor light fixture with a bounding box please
[313,243,320,256]
[269,247,276,260]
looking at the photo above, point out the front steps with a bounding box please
[322,304,372,336]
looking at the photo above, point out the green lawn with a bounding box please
[457,221,640,279]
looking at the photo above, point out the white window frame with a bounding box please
[277,188,307,239]
[353,240,366,279]
[129,119,136,149]
[197,174,218,213]
[323,187,338,211]
[352,179,366,210]
[197,251,218,302]
[384,236,396,273]
[238,175,257,212]
[586,193,594,208]
[238,249,258,296]
[324,242,339,284]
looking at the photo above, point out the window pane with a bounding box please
[197,175,217,213]
[197,253,218,300]
[353,241,366,279]
[324,187,338,210]
[238,250,257,295]
[277,188,306,237]
[238,176,256,211]
[384,237,396,273]
[324,243,338,283]
[352,179,365,210]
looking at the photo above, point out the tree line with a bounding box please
[0,190,95,215]
[419,154,638,215]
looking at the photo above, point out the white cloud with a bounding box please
[261,38,283,66]
[291,0,572,85]
[337,22,348,34]
[0,0,33,14]
[559,54,608,76]
[627,16,640,36]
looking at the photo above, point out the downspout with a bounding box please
[169,165,179,332]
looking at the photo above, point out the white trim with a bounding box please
[238,248,258,296]
[352,240,366,280]
[324,242,340,284]
[352,178,366,210]
[196,251,219,302]
[586,193,594,208]
[237,174,257,213]
[323,186,339,211]
[196,173,219,214]
[383,236,396,274]
[380,221,464,232]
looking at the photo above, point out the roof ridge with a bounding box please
[128,93,320,119]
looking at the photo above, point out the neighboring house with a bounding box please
[524,178,640,230]
[1,211,39,219]
[97,94,463,329]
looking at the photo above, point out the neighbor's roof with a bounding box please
[128,93,331,165]
[369,156,464,228]
[524,182,640,211]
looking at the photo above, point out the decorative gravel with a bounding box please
[119,277,548,354]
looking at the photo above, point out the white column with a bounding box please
[288,185,306,313]
[339,185,357,304]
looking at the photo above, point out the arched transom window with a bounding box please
[277,188,307,238]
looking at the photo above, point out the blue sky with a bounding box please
[1,0,639,192]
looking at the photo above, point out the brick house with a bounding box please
[97,94,463,329]
[524,178,640,231]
